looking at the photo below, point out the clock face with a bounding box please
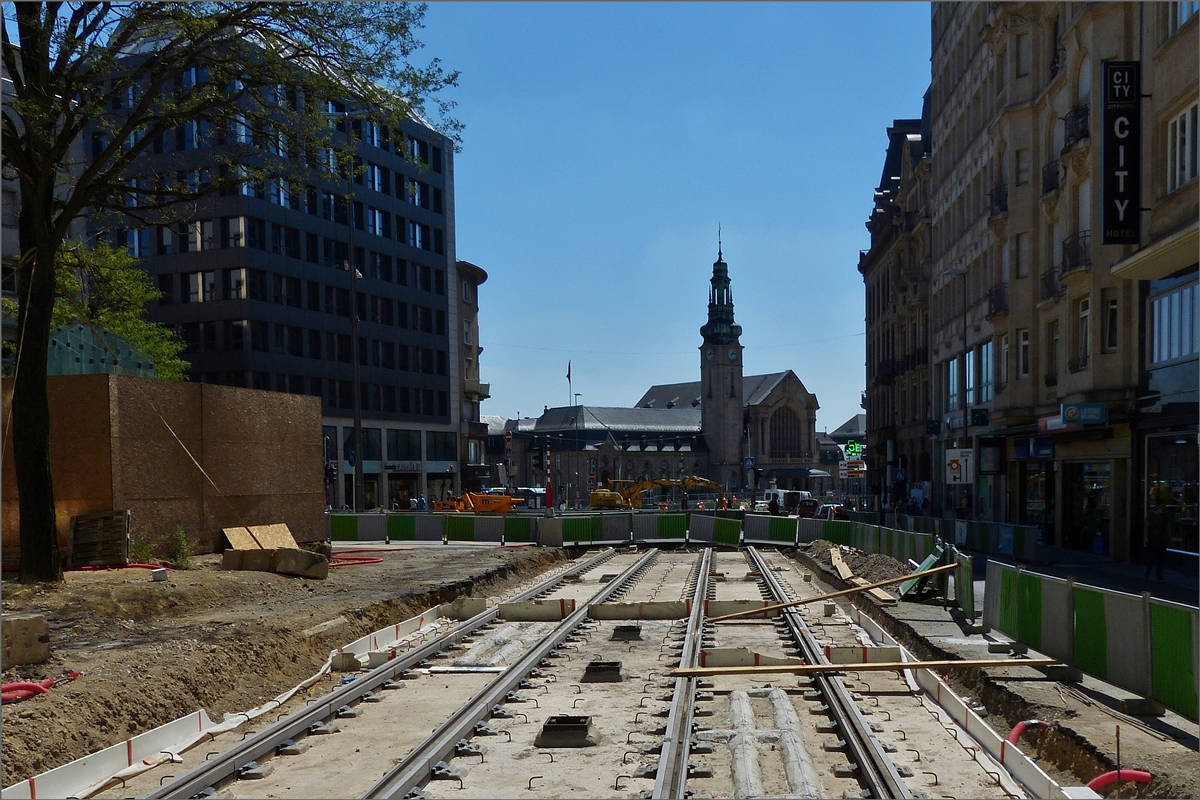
[728,348,737,361]
[705,349,714,361]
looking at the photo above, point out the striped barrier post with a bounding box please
[503,516,536,544]
[1149,599,1199,720]
[414,514,445,542]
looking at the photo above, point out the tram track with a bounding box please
[132,546,1055,799]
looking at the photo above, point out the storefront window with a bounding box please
[1146,431,1199,554]
[1064,461,1112,553]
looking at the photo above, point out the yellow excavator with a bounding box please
[589,476,725,509]
[433,492,526,513]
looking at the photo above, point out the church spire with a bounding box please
[700,234,742,346]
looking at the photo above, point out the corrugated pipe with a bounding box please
[1006,719,1048,744]
[1086,769,1152,791]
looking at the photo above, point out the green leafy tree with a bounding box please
[2,2,459,582]
[2,240,190,379]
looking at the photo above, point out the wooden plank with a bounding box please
[708,562,959,622]
[221,526,261,550]
[672,657,1062,678]
[249,523,299,550]
[849,576,897,606]
[829,548,854,580]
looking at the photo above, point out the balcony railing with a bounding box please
[1044,372,1059,387]
[1042,160,1063,195]
[1061,230,1092,275]
[989,183,1008,218]
[1068,355,1089,373]
[1063,104,1090,152]
[1040,268,1064,301]
[876,360,899,385]
[987,282,1009,318]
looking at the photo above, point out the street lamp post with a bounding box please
[343,111,364,512]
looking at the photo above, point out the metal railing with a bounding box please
[1061,230,1091,274]
[1042,160,1063,195]
[987,282,1009,318]
[1040,267,1064,300]
[989,182,1008,217]
[1063,104,1090,152]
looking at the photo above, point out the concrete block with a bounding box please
[240,548,279,573]
[275,548,329,580]
[220,549,244,570]
[1118,698,1166,717]
[2,613,50,667]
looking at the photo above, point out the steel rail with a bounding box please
[142,548,618,800]
[365,548,663,799]
[651,547,713,799]
[747,547,913,800]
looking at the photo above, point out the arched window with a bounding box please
[770,407,802,458]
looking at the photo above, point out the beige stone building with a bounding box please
[921,2,1197,563]
[455,260,491,492]
[860,98,934,508]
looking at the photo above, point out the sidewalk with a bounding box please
[980,542,1199,608]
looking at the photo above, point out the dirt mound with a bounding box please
[802,540,909,593]
[0,546,568,786]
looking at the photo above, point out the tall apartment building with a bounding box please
[89,92,463,511]
[920,2,1197,563]
[860,96,933,507]
[455,260,492,491]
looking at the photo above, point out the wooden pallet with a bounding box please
[67,509,130,568]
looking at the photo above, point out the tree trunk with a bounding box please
[13,239,62,583]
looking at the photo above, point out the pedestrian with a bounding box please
[417,494,426,511]
[920,497,930,516]
[768,497,780,516]
[1144,498,1169,581]
[680,493,688,511]
[409,495,417,511]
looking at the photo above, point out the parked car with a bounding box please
[814,503,849,521]
[796,497,820,518]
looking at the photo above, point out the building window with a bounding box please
[463,319,471,344]
[999,333,1010,390]
[157,274,173,305]
[980,340,994,402]
[250,320,268,352]
[1169,2,1198,35]
[223,268,245,300]
[1167,102,1198,193]
[1076,297,1091,368]
[225,320,245,351]
[1015,148,1030,186]
[1102,289,1119,352]
[1047,319,1060,379]
[1016,32,1031,77]
[1150,280,1199,364]
[1017,328,1030,378]
[965,349,975,405]
[1015,232,1030,278]
[309,328,322,359]
[947,357,959,411]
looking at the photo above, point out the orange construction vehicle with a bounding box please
[432,492,526,513]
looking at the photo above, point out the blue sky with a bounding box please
[418,2,931,432]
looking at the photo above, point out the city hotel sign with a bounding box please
[1101,61,1141,244]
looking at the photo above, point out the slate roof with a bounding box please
[636,372,794,410]
[828,414,866,442]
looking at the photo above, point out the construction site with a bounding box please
[2,510,1197,800]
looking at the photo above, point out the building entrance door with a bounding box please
[1063,461,1112,554]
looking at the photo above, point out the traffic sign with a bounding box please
[845,440,861,458]
[743,457,755,468]
[348,449,356,468]
[505,430,513,443]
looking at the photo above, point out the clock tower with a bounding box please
[699,241,744,487]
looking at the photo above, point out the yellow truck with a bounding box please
[589,476,724,509]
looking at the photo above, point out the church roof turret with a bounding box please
[699,236,742,346]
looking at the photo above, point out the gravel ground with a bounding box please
[0,545,568,787]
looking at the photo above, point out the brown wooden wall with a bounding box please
[2,375,324,558]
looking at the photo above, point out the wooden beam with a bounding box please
[707,562,959,622]
[671,657,1062,678]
